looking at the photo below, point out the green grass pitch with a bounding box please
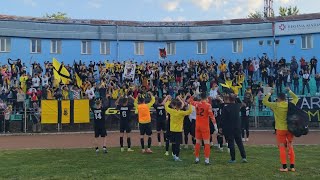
[0,146,319,180]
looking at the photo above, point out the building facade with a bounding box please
[0,14,320,66]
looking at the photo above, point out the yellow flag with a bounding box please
[53,58,71,85]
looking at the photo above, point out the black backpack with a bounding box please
[286,102,309,137]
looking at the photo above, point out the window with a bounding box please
[259,40,264,46]
[166,42,176,55]
[197,41,207,54]
[267,40,272,46]
[30,39,41,53]
[290,39,295,45]
[134,42,144,55]
[301,35,313,49]
[50,40,62,54]
[81,41,92,54]
[0,37,11,52]
[232,40,243,53]
[275,40,280,45]
[100,41,110,55]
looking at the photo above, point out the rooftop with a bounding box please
[0,13,320,27]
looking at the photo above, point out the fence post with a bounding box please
[254,105,258,128]
[24,102,27,133]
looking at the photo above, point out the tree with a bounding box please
[248,11,264,19]
[43,12,69,20]
[279,6,299,17]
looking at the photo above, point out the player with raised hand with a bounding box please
[188,92,217,165]
[115,94,135,152]
[90,96,110,155]
[153,97,167,147]
[134,91,155,153]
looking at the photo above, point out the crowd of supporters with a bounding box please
[0,55,318,132]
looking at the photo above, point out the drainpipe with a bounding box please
[272,21,277,60]
[116,25,119,61]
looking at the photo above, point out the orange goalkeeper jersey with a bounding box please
[190,97,215,130]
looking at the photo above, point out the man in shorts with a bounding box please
[153,97,167,147]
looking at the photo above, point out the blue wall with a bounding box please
[0,35,319,66]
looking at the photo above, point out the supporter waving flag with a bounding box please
[52,58,71,85]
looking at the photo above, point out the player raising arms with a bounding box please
[188,92,217,165]
[153,97,167,147]
[164,95,192,162]
[134,91,155,153]
[115,95,135,152]
[90,97,110,154]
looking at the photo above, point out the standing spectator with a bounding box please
[0,100,7,132]
[257,90,264,111]
[293,73,299,94]
[253,58,259,81]
[290,57,298,75]
[3,105,12,133]
[310,56,318,75]
[302,70,310,95]
[32,74,41,88]
[16,88,25,113]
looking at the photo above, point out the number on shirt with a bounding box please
[122,111,127,118]
[196,107,204,116]
[95,113,102,120]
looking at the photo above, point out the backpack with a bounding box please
[286,102,309,137]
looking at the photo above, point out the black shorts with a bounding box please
[183,118,192,135]
[139,123,152,136]
[94,127,107,138]
[156,119,166,132]
[120,120,131,133]
[210,120,215,134]
[170,132,183,144]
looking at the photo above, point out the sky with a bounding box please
[0,0,319,21]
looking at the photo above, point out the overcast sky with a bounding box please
[0,0,319,21]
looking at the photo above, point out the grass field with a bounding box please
[0,146,320,180]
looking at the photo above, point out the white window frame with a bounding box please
[81,40,92,54]
[289,39,295,45]
[100,41,110,55]
[301,35,313,49]
[30,39,41,53]
[50,40,61,54]
[232,40,243,53]
[197,41,207,54]
[134,42,144,55]
[166,42,176,55]
[0,37,11,52]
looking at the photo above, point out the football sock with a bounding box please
[120,137,124,148]
[147,137,152,148]
[127,137,131,148]
[140,138,144,149]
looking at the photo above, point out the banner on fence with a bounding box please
[297,97,320,122]
[123,62,136,80]
[41,100,90,124]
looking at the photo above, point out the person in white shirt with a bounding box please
[32,74,40,88]
[209,85,219,99]
[188,103,196,148]
[42,74,49,87]
[302,70,310,95]
[193,79,200,95]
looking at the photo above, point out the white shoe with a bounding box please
[210,142,214,146]
[120,148,124,152]
[242,138,245,142]
[184,145,188,149]
[141,149,146,153]
[219,148,223,152]
[165,151,169,156]
[227,148,230,153]
[127,148,134,152]
[246,138,249,142]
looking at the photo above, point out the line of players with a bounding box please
[91,92,248,165]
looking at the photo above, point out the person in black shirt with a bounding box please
[221,94,247,163]
[115,96,135,152]
[212,96,224,151]
[153,97,167,147]
[240,102,250,142]
[91,98,109,154]
[310,56,318,75]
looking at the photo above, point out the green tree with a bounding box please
[248,11,264,19]
[43,12,69,20]
[279,6,299,17]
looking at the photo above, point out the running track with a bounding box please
[0,131,319,150]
